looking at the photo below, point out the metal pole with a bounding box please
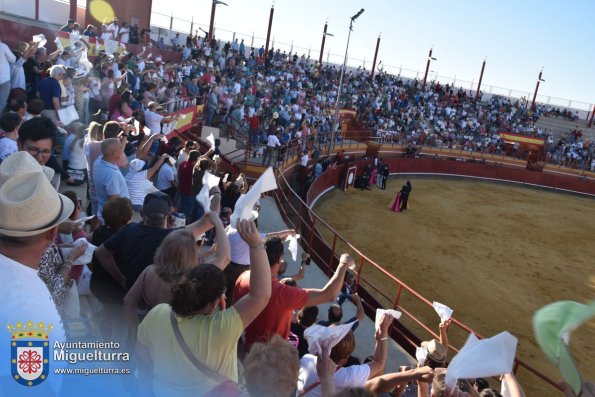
[318,21,328,70]
[251,31,254,48]
[190,16,194,35]
[329,19,353,155]
[475,58,486,102]
[422,48,432,91]
[35,0,39,20]
[371,34,381,79]
[264,5,275,60]
[170,12,173,30]
[531,69,543,110]
[589,105,595,128]
[208,0,216,42]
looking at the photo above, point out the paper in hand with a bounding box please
[230,167,277,227]
[195,184,211,212]
[305,322,356,357]
[444,332,518,390]
[374,308,402,331]
[285,234,301,261]
[60,238,97,265]
[54,37,64,51]
[133,119,140,136]
[433,301,454,323]
[206,132,215,148]
[416,346,429,366]
[202,171,220,189]
[33,34,47,48]
[74,215,96,225]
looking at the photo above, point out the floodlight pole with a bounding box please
[264,4,275,60]
[371,34,381,79]
[531,68,545,110]
[318,21,328,70]
[328,8,364,155]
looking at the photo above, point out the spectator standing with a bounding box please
[119,22,130,44]
[93,137,130,218]
[0,112,21,161]
[107,17,119,42]
[0,32,16,111]
[60,19,75,32]
[156,155,177,200]
[176,149,199,220]
[83,24,97,38]
[234,238,354,352]
[136,219,271,397]
[38,65,65,123]
[0,161,71,397]
[125,156,168,211]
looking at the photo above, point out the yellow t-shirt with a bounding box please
[138,303,244,397]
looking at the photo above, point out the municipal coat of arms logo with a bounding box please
[8,321,52,387]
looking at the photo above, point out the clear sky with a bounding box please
[151,0,595,111]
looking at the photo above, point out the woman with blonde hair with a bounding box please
[124,212,230,342]
[83,121,104,215]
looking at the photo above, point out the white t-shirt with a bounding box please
[156,163,175,190]
[266,134,281,147]
[10,57,26,90]
[177,149,189,167]
[0,137,18,161]
[226,227,265,266]
[0,253,66,396]
[297,354,371,397]
[119,26,130,44]
[144,110,164,135]
[125,170,149,206]
[300,154,309,166]
[0,42,16,84]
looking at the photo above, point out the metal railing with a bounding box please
[272,164,565,396]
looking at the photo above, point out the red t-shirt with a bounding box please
[234,272,308,350]
[177,160,195,195]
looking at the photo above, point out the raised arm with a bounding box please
[232,219,272,328]
[146,154,166,179]
[350,293,365,322]
[136,134,162,160]
[365,367,434,394]
[207,212,230,270]
[439,319,451,359]
[367,312,392,379]
[304,253,353,306]
[185,211,215,240]
[502,373,525,397]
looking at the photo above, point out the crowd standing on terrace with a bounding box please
[0,14,593,397]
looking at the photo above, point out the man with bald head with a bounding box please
[93,137,129,218]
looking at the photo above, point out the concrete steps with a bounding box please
[535,116,595,140]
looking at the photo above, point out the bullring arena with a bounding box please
[313,175,595,394]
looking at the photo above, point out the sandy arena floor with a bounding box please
[314,177,595,395]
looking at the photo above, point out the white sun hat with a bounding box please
[0,172,74,237]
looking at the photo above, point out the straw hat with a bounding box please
[0,172,74,237]
[420,339,447,363]
[0,152,55,186]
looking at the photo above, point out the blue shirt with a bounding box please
[93,156,129,217]
[62,133,76,161]
[315,163,323,178]
[38,77,61,110]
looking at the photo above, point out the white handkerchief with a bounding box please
[54,37,64,51]
[501,376,512,397]
[133,119,140,136]
[285,234,300,261]
[195,184,211,212]
[433,301,454,322]
[231,167,277,226]
[33,34,47,48]
[74,215,95,225]
[140,179,158,195]
[375,308,402,331]
[206,132,215,148]
[60,239,96,265]
[305,322,356,357]
[416,346,429,366]
[445,332,518,390]
[143,126,152,136]
[202,171,220,189]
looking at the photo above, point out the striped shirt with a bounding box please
[125,170,149,206]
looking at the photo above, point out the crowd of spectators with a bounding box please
[0,14,592,397]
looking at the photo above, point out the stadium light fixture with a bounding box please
[328,8,365,155]
[208,0,228,43]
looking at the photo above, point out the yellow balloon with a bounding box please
[89,0,115,23]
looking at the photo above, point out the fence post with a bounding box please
[393,284,403,309]
[170,13,173,30]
